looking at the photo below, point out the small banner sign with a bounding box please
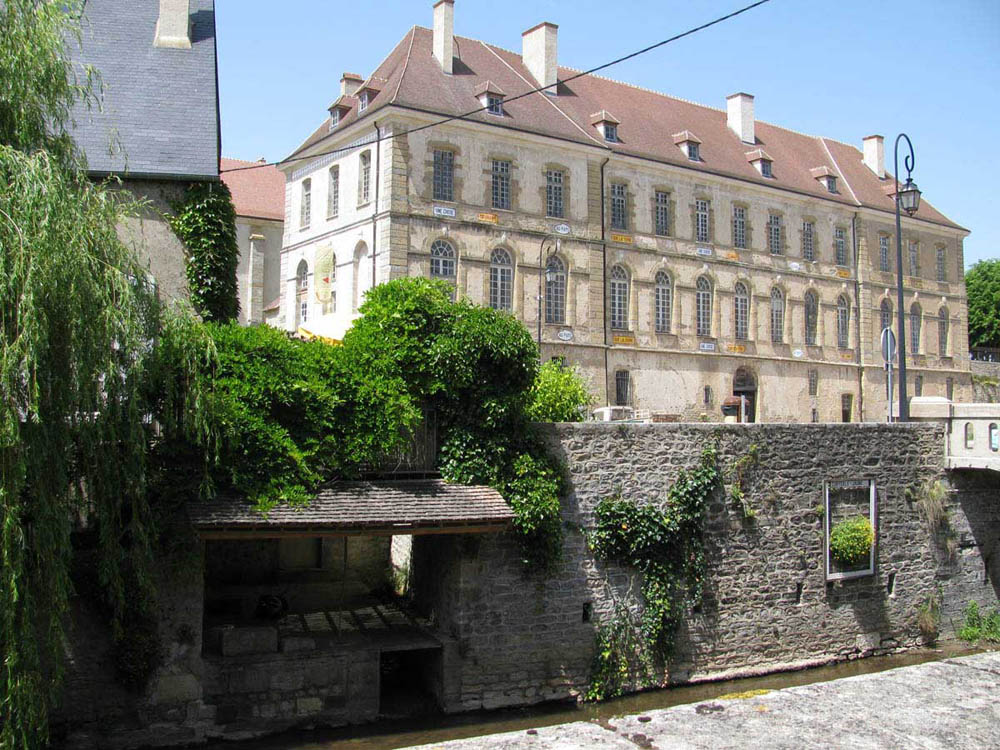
[836,268,851,278]
[697,247,713,256]
[699,342,716,351]
[611,233,633,244]
[840,352,855,361]
[477,212,499,224]
[612,334,635,345]
[726,344,746,353]
[725,252,739,261]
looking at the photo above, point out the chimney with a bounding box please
[726,93,754,144]
[154,0,191,49]
[340,73,363,97]
[522,22,558,94]
[863,134,885,179]
[433,0,455,74]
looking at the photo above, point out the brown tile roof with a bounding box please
[220,157,286,222]
[188,479,513,535]
[286,26,964,232]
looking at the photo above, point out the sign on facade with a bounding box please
[433,206,456,218]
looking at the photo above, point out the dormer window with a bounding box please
[358,90,369,112]
[329,109,340,129]
[746,149,773,178]
[810,166,840,194]
[591,110,621,143]
[826,175,837,193]
[761,160,772,178]
[487,96,503,116]
[672,130,702,161]
[475,81,507,117]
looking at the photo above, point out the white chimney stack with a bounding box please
[522,22,558,94]
[154,0,191,49]
[863,134,885,179]
[726,92,755,144]
[433,0,455,74]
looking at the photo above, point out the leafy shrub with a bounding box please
[526,360,593,422]
[829,515,874,566]
[957,601,1000,643]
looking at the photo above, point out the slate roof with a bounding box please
[220,158,285,221]
[69,0,220,180]
[188,479,514,535]
[288,26,962,231]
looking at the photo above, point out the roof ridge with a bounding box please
[391,26,418,103]
[818,137,861,206]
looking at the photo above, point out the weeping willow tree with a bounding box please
[1,2,214,747]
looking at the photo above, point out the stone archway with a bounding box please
[733,367,758,423]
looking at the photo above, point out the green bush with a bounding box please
[829,515,874,566]
[527,360,593,422]
[957,601,1000,643]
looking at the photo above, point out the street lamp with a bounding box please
[893,133,922,422]
[536,236,560,349]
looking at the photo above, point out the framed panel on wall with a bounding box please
[824,479,878,582]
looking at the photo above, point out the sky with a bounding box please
[216,0,1000,269]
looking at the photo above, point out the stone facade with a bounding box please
[971,360,1000,403]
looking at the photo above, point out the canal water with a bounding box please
[199,642,990,750]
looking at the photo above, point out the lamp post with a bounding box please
[536,236,560,349]
[893,133,922,422]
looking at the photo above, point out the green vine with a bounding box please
[586,445,721,700]
[170,181,239,322]
[728,443,760,519]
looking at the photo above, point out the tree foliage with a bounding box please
[526,360,593,423]
[965,259,1000,349]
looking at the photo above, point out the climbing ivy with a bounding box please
[587,445,721,700]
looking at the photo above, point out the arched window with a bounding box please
[545,255,566,324]
[300,179,311,229]
[804,290,818,346]
[965,422,975,449]
[910,302,922,353]
[609,265,629,330]
[837,295,850,348]
[296,259,309,290]
[430,239,456,279]
[489,248,513,311]
[734,282,749,341]
[770,287,784,343]
[654,271,672,333]
[990,423,998,452]
[696,276,712,337]
[938,307,949,356]
[295,260,309,326]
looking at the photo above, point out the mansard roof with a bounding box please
[287,25,963,231]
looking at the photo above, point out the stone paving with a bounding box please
[409,651,1000,749]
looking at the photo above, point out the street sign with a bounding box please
[881,327,897,363]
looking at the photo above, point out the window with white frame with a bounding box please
[433,149,454,202]
[908,240,919,276]
[300,178,311,229]
[546,170,564,218]
[327,166,339,219]
[734,282,749,341]
[609,265,629,330]
[910,302,921,353]
[604,123,618,143]
[695,199,710,243]
[545,255,566,324]
[489,248,513,311]
[936,247,947,282]
[802,220,815,261]
[879,235,890,272]
[696,276,712,337]
[938,307,949,355]
[329,109,340,129]
[430,239,456,292]
[768,213,783,255]
[760,159,773,178]
[655,191,671,236]
[610,183,627,231]
[358,90,369,112]
[688,142,700,161]
[491,159,511,210]
[770,287,784,343]
[295,260,309,327]
[805,290,818,346]
[654,271,671,333]
[732,205,747,249]
[835,227,847,266]
[837,295,850,348]
[359,151,371,204]
[487,95,503,116]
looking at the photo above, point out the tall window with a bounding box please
[546,170,564,218]
[610,183,627,231]
[544,255,566,324]
[938,307,949,355]
[299,179,311,229]
[696,276,712,337]
[359,151,371,204]
[837,295,850,348]
[609,265,629,330]
[433,149,454,201]
[327,166,339,219]
[879,299,892,343]
[695,199,710,243]
[358,90,369,112]
[802,221,815,261]
[654,271,672,333]
[910,302,922,353]
[655,191,671,236]
[936,247,947,282]
[430,239,456,291]
[614,370,630,406]
[841,393,852,423]
[489,248,513,311]
[804,290,818,346]
[808,369,818,396]
[908,240,919,276]
[732,205,747,249]
[491,159,511,210]
[879,235,890,272]
[767,213,783,255]
[295,260,309,326]
[770,287,784,343]
[835,227,847,266]
[734,282,749,341]
[914,375,923,397]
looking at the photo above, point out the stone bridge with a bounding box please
[910,397,1000,473]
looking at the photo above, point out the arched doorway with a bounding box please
[733,367,757,423]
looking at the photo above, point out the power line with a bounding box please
[221,0,773,174]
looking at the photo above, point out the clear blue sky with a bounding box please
[216,0,1000,269]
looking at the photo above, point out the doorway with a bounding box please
[732,367,757,422]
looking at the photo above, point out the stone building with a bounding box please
[278,0,970,422]
[69,0,221,302]
[220,158,285,326]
